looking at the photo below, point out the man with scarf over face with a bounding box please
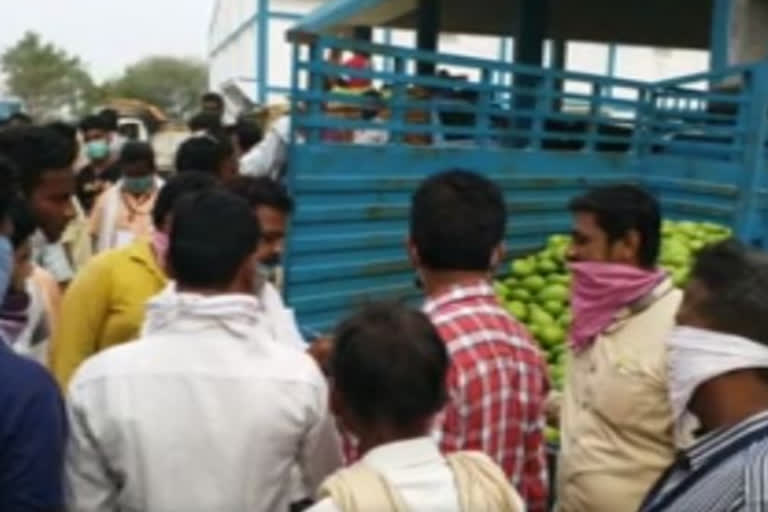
[555,185,681,512]
[640,240,768,511]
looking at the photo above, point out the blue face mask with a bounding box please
[86,139,110,161]
[122,175,155,195]
[0,236,12,298]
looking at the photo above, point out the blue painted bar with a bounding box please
[257,0,270,104]
[710,0,732,72]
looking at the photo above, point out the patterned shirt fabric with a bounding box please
[424,281,549,512]
[640,410,768,512]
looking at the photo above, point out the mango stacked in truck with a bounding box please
[493,220,732,393]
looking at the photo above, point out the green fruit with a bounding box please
[545,426,560,443]
[493,282,508,298]
[538,284,569,303]
[529,324,543,340]
[539,325,566,348]
[507,301,528,322]
[522,275,547,293]
[530,306,555,327]
[510,288,532,301]
[511,259,536,278]
[559,311,572,328]
[542,300,565,317]
[537,258,559,275]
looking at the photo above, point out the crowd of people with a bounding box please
[0,92,767,512]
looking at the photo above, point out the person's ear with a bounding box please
[490,242,506,270]
[406,236,421,268]
[613,230,641,265]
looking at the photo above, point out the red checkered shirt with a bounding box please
[424,281,549,512]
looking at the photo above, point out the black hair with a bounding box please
[0,155,18,223]
[119,141,156,169]
[0,126,76,194]
[225,176,294,214]
[410,169,506,271]
[46,121,77,144]
[202,92,224,109]
[187,111,223,133]
[234,119,263,153]
[8,112,32,125]
[79,114,109,134]
[152,172,218,229]
[174,134,234,176]
[169,190,260,288]
[331,302,449,426]
[99,108,119,131]
[569,184,661,268]
[8,196,37,248]
[689,239,768,343]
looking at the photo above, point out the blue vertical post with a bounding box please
[307,41,324,144]
[416,0,440,75]
[257,0,269,104]
[710,0,732,72]
[604,43,617,97]
[737,66,768,243]
[514,0,551,144]
[551,39,566,112]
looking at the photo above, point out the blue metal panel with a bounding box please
[283,34,768,332]
[291,0,387,35]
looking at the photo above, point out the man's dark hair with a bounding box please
[188,112,223,133]
[99,108,119,131]
[331,302,449,426]
[0,126,76,194]
[569,185,661,268]
[174,134,234,176]
[8,112,32,125]
[410,169,506,271]
[225,176,294,214]
[361,90,383,121]
[169,190,260,288]
[119,141,156,169]
[79,114,109,134]
[152,172,218,229]
[689,239,768,343]
[0,156,18,223]
[202,92,224,109]
[46,121,77,144]
[8,196,37,248]
[234,119,263,153]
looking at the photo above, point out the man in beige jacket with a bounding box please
[556,185,681,512]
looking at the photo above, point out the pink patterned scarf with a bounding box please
[569,262,666,352]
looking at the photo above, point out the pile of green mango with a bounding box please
[493,220,732,395]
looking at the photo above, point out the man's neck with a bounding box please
[695,375,768,432]
[421,269,490,300]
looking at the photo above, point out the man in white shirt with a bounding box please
[65,189,343,512]
[240,115,291,180]
[309,302,524,512]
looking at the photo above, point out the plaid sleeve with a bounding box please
[435,362,466,453]
[521,369,549,512]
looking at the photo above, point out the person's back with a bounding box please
[309,303,524,512]
[65,190,342,511]
[408,170,548,510]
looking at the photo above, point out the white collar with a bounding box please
[362,437,444,473]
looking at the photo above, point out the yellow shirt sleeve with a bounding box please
[50,254,113,390]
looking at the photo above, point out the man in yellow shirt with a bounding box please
[556,186,681,512]
[50,173,217,389]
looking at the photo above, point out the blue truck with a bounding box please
[281,0,768,333]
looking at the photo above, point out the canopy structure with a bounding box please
[292,0,713,50]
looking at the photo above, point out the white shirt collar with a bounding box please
[362,437,444,473]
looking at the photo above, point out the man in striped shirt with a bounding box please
[641,240,768,511]
[408,170,549,511]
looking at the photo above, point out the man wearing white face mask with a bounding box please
[556,185,682,512]
[639,240,768,511]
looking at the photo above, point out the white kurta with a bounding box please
[65,291,343,512]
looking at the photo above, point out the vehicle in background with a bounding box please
[0,98,24,122]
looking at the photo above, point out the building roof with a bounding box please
[292,0,713,49]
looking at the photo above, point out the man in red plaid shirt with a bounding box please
[408,170,549,511]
